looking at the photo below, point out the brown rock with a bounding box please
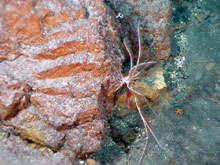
[9,107,66,151]
[86,159,101,165]
[0,0,172,162]
[0,74,30,120]
[30,92,102,128]
[0,133,73,165]
[112,0,171,62]
[0,33,23,62]
[63,120,105,159]
[0,0,123,161]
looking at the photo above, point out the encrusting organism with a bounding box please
[115,22,163,165]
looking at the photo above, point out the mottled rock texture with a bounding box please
[0,0,171,164]
[9,108,66,151]
[110,0,171,62]
[0,134,73,165]
[0,0,123,163]
[0,74,30,120]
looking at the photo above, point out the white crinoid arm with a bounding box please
[129,61,158,79]
[115,79,124,92]
[134,95,162,165]
[123,39,134,73]
[134,95,149,165]
[132,21,142,76]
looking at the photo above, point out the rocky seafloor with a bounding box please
[0,0,220,165]
[90,0,220,164]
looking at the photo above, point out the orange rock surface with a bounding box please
[0,0,171,163]
[113,0,171,62]
[0,0,123,160]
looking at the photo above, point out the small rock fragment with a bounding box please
[0,74,30,120]
[9,107,65,151]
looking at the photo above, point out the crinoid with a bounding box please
[115,22,163,165]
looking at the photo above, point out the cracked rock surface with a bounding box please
[0,0,123,163]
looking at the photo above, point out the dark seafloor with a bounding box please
[90,0,220,164]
